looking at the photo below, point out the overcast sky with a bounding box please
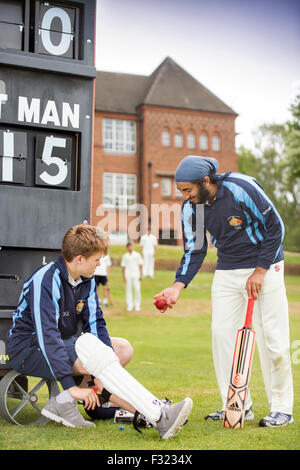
[95,0,300,150]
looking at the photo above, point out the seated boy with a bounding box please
[7,224,193,438]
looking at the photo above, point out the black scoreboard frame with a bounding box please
[0,0,97,316]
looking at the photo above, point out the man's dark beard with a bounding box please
[196,181,211,204]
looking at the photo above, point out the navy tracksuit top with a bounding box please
[175,172,285,287]
[7,255,112,389]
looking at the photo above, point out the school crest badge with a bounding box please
[76,300,85,313]
[228,216,243,228]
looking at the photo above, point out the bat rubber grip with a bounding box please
[244,294,255,329]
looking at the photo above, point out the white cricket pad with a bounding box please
[75,333,162,422]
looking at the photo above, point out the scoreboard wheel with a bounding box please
[0,370,60,426]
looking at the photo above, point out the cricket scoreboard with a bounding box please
[0,0,96,311]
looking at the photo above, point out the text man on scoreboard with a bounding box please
[154,155,294,428]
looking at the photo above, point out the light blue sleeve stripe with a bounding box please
[23,275,34,290]
[14,276,34,309]
[229,173,285,241]
[253,220,264,242]
[9,297,28,336]
[10,280,33,336]
[88,278,98,336]
[223,181,265,245]
[243,209,258,245]
[32,262,56,378]
[181,202,195,275]
[15,284,30,307]
[182,202,195,250]
[211,235,217,247]
[181,252,192,276]
[52,268,61,326]
[223,181,266,227]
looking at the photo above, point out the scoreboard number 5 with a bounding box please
[35,134,72,188]
[39,136,68,186]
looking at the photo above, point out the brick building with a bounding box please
[92,57,238,244]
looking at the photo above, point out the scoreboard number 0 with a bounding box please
[40,7,73,57]
[37,3,78,59]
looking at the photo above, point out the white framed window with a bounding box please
[161,177,172,196]
[212,134,221,151]
[103,118,136,154]
[187,132,196,149]
[161,130,170,147]
[109,230,128,245]
[103,173,137,208]
[199,133,208,150]
[174,132,183,148]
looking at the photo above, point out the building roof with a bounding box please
[95,57,237,116]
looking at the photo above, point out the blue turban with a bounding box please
[175,156,219,182]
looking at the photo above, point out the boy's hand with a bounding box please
[68,386,100,410]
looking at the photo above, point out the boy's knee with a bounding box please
[111,337,134,367]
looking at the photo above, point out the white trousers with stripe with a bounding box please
[211,260,294,415]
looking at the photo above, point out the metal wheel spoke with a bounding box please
[30,402,42,413]
[12,379,28,398]
[29,378,47,395]
[11,397,29,418]
[0,370,60,426]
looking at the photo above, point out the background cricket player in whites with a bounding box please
[94,252,112,307]
[121,242,143,311]
[154,155,294,427]
[140,228,158,278]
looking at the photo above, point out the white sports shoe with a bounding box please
[259,412,294,427]
[154,397,193,439]
[41,397,96,428]
[205,406,254,421]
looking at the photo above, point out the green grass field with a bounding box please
[109,245,300,266]
[0,267,299,451]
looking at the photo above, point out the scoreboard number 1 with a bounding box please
[0,130,27,184]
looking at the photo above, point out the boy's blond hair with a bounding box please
[62,224,108,262]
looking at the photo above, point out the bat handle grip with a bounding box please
[244,294,255,329]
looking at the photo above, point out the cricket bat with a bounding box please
[223,294,255,429]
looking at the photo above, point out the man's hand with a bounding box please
[153,282,185,312]
[68,386,100,410]
[246,266,267,299]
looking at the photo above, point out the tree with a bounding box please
[237,104,300,252]
[284,93,300,191]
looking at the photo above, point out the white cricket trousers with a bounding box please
[143,253,155,278]
[211,260,293,415]
[125,276,141,310]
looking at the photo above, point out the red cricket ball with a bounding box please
[154,297,167,310]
